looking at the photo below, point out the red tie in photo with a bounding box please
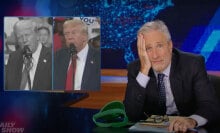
[65,55,77,90]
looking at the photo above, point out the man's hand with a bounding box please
[168,116,197,132]
[137,34,151,75]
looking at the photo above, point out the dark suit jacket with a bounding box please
[124,48,220,124]
[54,45,100,90]
[5,46,52,90]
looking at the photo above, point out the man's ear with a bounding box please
[83,34,88,43]
[168,40,173,50]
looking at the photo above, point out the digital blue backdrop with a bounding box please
[1,0,220,70]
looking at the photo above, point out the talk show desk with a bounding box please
[0,91,220,133]
[60,106,220,133]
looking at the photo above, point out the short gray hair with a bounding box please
[14,19,38,35]
[138,20,171,41]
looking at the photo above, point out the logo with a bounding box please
[0,122,24,133]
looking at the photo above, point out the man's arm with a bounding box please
[124,62,148,122]
[192,56,220,123]
[124,34,151,121]
[168,56,220,132]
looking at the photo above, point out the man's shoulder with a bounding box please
[88,45,101,62]
[128,59,140,65]
[173,48,204,62]
[41,46,52,54]
[54,47,68,56]
[8,49,22,59]
[127,59,140,70]
[88,44,100,54]
[172,48,205,73]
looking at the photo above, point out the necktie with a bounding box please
[65,55,77,90]
[157,73,167,114]
[20,57,33,90]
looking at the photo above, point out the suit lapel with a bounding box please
[81,45,95,90]
[147,69,159,101]
[33,46,51,88]
[169,51,183,110]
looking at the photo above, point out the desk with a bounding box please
[0,91,219,133]
[1,106,220,133]
[40,107,220,133]
[60,107,220,133]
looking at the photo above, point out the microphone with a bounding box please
[23,45,32,59]
[69,43,77,56]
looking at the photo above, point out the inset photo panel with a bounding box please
[4,17,53,91]
[53,17,101,91]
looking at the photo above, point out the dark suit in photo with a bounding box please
[5,46,52,90]
[54,45,100,91]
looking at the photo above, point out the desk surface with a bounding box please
[62,108,220,133]
[33,107,220,133]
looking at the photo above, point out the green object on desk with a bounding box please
[93,100,131,127]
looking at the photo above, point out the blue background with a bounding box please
[0,0,220,70]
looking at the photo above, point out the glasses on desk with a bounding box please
[145,115,169,123]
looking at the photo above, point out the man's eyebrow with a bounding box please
[155,41,163,43]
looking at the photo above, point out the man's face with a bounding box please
[63,24,87,51]
[38,29,49,44]
[143,30,173,73]
[16,27,39,53]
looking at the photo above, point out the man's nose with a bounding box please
[21,36,28,43]
[152,48,159,59]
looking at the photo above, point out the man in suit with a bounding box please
[5,19,52,90]
[54,19,100,91]
[124,20,220,132]
[38,26,52,48]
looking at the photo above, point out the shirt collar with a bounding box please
[77,44,88,61]
[154,63,171,78]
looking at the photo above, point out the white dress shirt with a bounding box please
[67,44,88,90]
[136,63,207,127]
[24,43,42,90]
